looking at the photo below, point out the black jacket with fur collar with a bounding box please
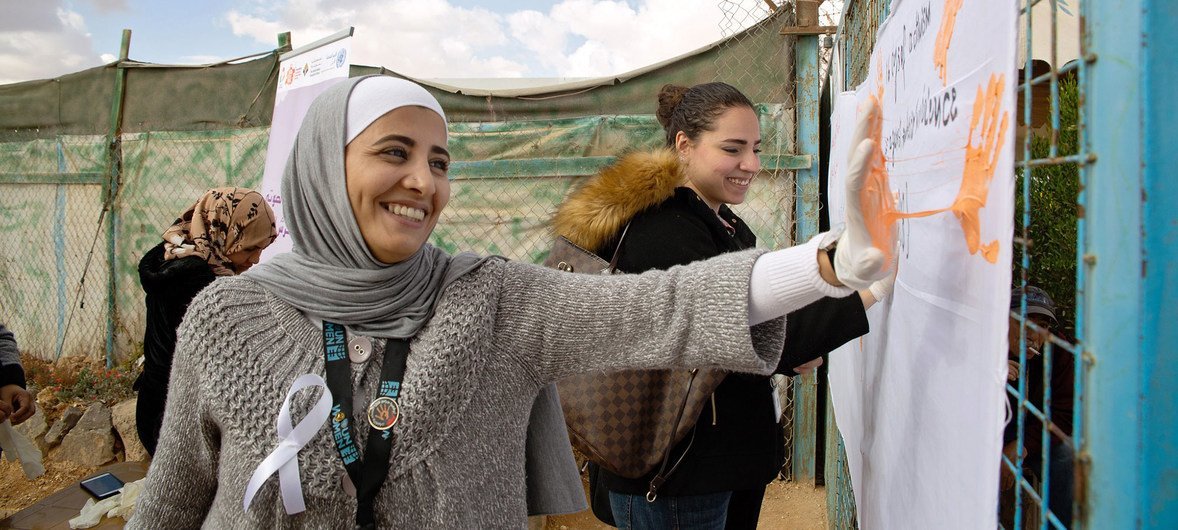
[554,151,869,496]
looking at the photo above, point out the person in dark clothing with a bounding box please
[551,82,894,530]
[0,322,35,428]
[1000,285,1074,527]
[136,187,277,456]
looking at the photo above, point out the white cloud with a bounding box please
[227,0,524,78]
[506,9,569,71]
[540,0,733,77]
[224,0,756,79]
[0,0,769,85]
[225,11,286,45]
[0,1,103,84]
[85,0,130,13]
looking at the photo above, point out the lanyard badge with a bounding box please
[322,321,409,529]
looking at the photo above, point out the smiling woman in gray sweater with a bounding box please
[127,75,888,529]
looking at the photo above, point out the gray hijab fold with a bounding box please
[245,76,486,339]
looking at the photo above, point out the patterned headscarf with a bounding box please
[162,187,278,276]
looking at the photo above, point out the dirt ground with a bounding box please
[546,480,828,529]
[1,459,827,529]
[0,455,98,519]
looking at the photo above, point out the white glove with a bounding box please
[166,235,196,257]
[835,100,895,290]
[0,420,44,479]
[867,263,896,303]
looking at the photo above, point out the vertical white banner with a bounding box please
[827,0,1016,527]
[260,31,353,262]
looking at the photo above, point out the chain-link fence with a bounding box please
[718,0,803,479]
[0,127,274,363]
[0,136,109,361]
[0,4,804,363]
[0,50,281,365]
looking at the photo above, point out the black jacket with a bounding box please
[551,151,869,496]
[598,186,868,496]
[0,322,25,389]
[137,241,217,390]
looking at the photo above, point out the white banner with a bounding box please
[260,32,353,261]
[828,0,1016,527]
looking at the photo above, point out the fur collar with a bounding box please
[551,150,683,253]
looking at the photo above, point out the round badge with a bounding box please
[348,335,372,364]
[367,396,400,431]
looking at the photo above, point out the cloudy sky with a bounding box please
[0,0,821,85]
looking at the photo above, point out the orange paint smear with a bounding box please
[860,74,1008,264]
[933,0,964,86]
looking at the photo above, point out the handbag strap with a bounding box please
[644,368,705,502]
[606,222,633,272]
[604,218,696,501]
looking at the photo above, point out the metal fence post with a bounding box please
[1140,2,1178,526]
[788,6,823,484]
[1085,0,1178,526]
[1080,0,1168,527]
[105,29,130,368]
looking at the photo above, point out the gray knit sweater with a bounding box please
[128,249,805,529]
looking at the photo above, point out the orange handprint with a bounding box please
[934,0,964,85]
[856,74,1008,264]
[859,92,900,263]
[367,398,400,430]
[951,74,1007,263]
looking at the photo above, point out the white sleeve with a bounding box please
[748,232,854,326]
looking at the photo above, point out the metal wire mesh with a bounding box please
[111,129,271,356]
[0,136,110,361]
[0,3,803,360]
[829,432,859,529]
[718,0,801,478]
[838,0,890,88]
[1003,0,1087,528]
[0,129,272,363]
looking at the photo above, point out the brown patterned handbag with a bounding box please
[543,226,727,494]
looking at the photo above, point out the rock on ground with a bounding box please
[53,403,114,467]
[44,406,83,447]
[110,398,147,462]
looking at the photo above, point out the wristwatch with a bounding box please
[818,228,842,276]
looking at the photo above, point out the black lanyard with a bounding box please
[322,321,409,529]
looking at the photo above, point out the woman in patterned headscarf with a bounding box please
[135,187,277,455]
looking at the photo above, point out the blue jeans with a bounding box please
[609,491,732,530]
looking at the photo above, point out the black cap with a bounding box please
[1010,285,1057,325]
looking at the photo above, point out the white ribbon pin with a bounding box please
[243,373,333,515]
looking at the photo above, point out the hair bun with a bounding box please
[656,84,690,128]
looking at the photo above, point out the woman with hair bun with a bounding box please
[553,82,894,529]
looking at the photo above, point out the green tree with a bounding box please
[1014,77,1080,336]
